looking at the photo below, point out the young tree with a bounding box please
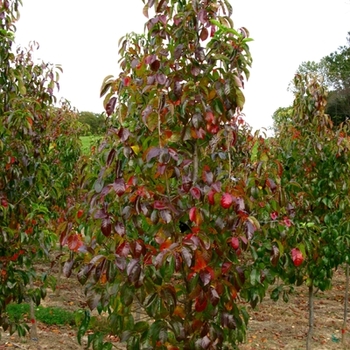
[0,0,82,338]
[65,1,292,349]
[273,73,350,349]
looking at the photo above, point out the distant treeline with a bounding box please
[78,111,106,135]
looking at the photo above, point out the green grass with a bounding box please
[80,135,101,155]
[6,303,76,326]
[6,303,113,334]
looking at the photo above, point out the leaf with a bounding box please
[146,147,160,162]
[105,97,117,116]
[113,178,126,196]
[127,259,141,284]
[190,186,201,200]
[200,27,209,41]
[100,75,114,97]
[181,247,192,267]
[160,209,172,223]
[77,310,90,345]
[63,259,74,278]
[77,264,95,285]
[101,217,112,237]
[143,3,149,17]
[107,148,116,166]
[270,245,280,267]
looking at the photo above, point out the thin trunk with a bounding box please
[29,276,38,342]
[55,245,63,296]
[306,284,314,350]
[342,264,349,347]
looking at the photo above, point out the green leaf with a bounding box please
[77,310,90,345]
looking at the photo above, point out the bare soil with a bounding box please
[1,267,350,349]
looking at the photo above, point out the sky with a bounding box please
[14,0,350,131]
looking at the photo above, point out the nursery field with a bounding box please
[1,266,349,350]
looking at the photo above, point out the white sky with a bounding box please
[15,0,350,131]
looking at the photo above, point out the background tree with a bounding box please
[0,0,82,338]
[78,111,106,135]
[272,33,350,129]
[272,73,350,349]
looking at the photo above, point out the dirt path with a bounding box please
[1,268,350,349]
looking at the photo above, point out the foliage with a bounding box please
[272,73,350,347]
[79,111,106,135]
[61,1,296,349]
[0,0,82,337]
[277,33,350,127]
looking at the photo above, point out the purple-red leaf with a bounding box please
[105,97,117,116]
[127,259,141,284]
[116,241,130,257]
[160,209,172,223]
[107,149,116,166]
[146,147,160,162]
[113,178,126,196]
[101,217,112,237]
[115,221,126,236]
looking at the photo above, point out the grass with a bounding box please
[80,135,101,155]
[6,303,76,326]
[6,303,113,334]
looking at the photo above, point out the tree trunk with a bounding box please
[342,264,349,347]
[29,276,38,342]
[306,284,314,350]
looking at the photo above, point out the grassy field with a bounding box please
[80,135,101,155]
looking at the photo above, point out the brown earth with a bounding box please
[1,267,350,349]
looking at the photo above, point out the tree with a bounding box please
[0,0,82,338]
[281,33,350,127]
[273,73,350,349]
[62,1,291,349]
[79,111,106,135]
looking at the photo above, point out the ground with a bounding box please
[1,267,350,349]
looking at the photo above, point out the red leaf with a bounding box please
[270,211,278,220]
[291,248,304,267]
[154,200,168,210]
[230,237,239,250]
[195,292,207,312]
[221,262,232,275]
[116,241,130,257]
[221,193,233,209]
[192,250,207,273]
[67,234,83,252]
[190,187,201,200]
[207,189,216,205]
[202,166,214,184]
[189,207,197,222]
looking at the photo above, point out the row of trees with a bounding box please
[273,32,350,130]
[1,0,350,349]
